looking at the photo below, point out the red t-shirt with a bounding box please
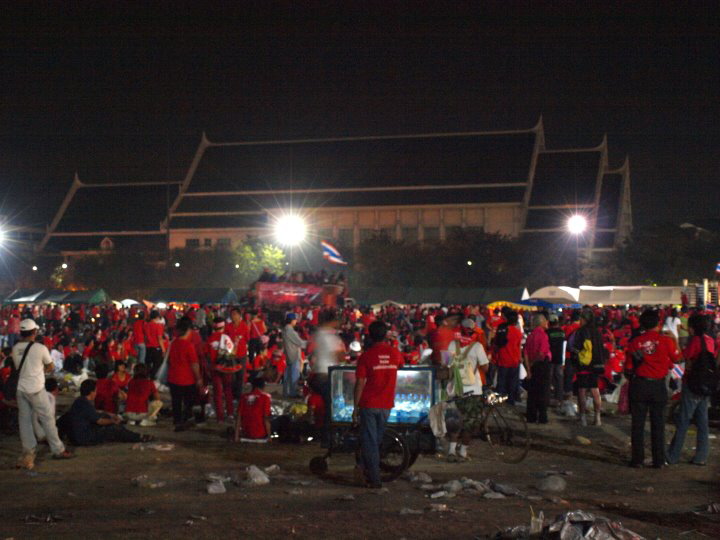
[167,338,199,386]
[95,379,119,413]
[145,321,164,348]
[625,330,680,379]
[307,392,325,428]
[494,325,523,368]
[112,371,132,391]
[132,319,145,345]
[356,342,404,409]
[226,321,250,357]
[239,388,271,439]
[431,325,458,365]
[125,378,157,413]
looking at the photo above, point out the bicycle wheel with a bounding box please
[483,403,530,463]
[355,427,410,481]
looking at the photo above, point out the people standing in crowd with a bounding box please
[446,319,489,461]
[282,313,306,398]
[248,311,267,365]
[493,311,523,404]
[132,311,146,366]
[666,314,715,466]
[12,319,73,468]
[144,310,165,376]
[353,321,403,488]
[625,309,680,468]
[546,314,566,404]
[311,310,345,444]
[569,309,605,426]
[167,318,202,432]
[205,320,236,423]
[523,314,552,424]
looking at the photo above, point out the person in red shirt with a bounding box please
[667,314,716,466]
[625,310,680,468]
[111,361,132,392]
[167,318,202,431]
[205,320,236,423]
[226,308,250,360]
[306,378,326,431]
[124,363,163,426]
[238,377,272,439]
[431,313,460,366]
[352,321,403,488]
[132,313,147,366]
[94,364,122,414]
[144,311,166,377]
[493,311,523,405]
[248,312,267,364]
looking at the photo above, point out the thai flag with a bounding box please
[321,240,348,265]
[671,364,684,380]
[716,261,720,273]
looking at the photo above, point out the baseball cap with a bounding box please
[461,318,476,329]
[286,313,297,320]
[20,319,38,332]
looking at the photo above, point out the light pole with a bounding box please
[567,215,588,286]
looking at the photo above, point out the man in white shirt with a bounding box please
[12,319,73,469]
[50,343,65,374]
[310,310,344,446]
[445,319,490,461]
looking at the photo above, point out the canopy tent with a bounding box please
[4,288,49,304]
[120,298,142,308]
[4,288,109,305]
[486,301,538,311]
[577,286,682,306]
[529,286,580,304]
[147,288,239,305]
[371,300,407,311]
[64,289,110,305]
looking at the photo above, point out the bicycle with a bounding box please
[404,391,530,465]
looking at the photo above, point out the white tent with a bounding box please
[120,298,142,308]
[578,286,682,306]
[529,286,580,303]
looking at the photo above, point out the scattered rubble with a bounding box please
[131,475,166,489]
[245,465,270,486]
[399,507,423,515]
[537,475,567,493]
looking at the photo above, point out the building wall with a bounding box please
[169,203,522,249]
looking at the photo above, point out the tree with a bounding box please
[232,241,286,286]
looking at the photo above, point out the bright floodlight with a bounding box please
[567,215,588,235]
[0,228,5,247]
[32,265,38,271]
[174,262,180,268]
[274,214,307,246]
[61,262,68,269]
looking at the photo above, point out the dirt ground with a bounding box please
[1,386,718,539]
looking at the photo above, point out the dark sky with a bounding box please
[1,2,717,229]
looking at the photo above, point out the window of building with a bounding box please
[445,226,463,240]
[217,238,231,248]
[338,228,354,246]
[185,238,200,248]
[318,228,333,241]
[379,227,395,240]
[423,227,440,241]
[402,227,419,243]
[203,238,213,247]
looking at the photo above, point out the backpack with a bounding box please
[578,339,593,366]
[3,342,33,401]
[493,323,509,349]
[685,337,719,397]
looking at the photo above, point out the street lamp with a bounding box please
[61,263,68,270]
[567,215,587,286]
[466,260,473,266]
[174,262,180,268]
[273,214,307,247]
[32,265,38,271]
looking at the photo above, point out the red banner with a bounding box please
[255,282,323,306]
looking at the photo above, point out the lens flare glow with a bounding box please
[567,215,588,235]
[274,214,307,246]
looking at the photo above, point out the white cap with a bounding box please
[19,319,38,332]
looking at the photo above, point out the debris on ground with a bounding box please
[286,479,312,487]
[189,514,207,521]
[207,481,226,494]
[399,507,423,515]
[574,435,592,446]
[23,513,68,524]
[336,495,355,501]
[418,483,441,491]
[285,488,304,495]
[483,492,506,499]
[130,508,156,516]
[460,477,490,492]
[264,464,280,474]
[486,509,645,539]
[429,490,454,499]
[633,486,654,494]
[131,443,175,451]
[244,465,270,486]
[537,475,567,493]
[427,503,454,513]
[442,479,463,493]
[403,471,433,484]
[372,487,390,495]
[694,502,720,515]
[490,481,523,497]
[206,473,231,483]
[131,475,166,489]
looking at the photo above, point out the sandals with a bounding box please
[52,450,75,460]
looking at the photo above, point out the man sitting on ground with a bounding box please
[238,377,272,440]
[62,379,151,446]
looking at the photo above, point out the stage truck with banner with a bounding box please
[254,282,344,308]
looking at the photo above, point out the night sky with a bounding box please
[1,2,717,230]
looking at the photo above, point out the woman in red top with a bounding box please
[125,363,163,426]
[144,311,166,377]
[667,314,715,466]
[167,318,202,431]
[111,361,132,391]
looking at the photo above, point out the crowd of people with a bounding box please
[1,299,718,480]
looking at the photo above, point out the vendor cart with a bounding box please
[309,366,437,480]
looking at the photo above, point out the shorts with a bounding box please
[576,372,598,389]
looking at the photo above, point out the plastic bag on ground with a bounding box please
[245,465,270,486]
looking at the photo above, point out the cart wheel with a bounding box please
[408,451,420,468]
[355,427,410,481]
[309,456,328,476]
[483,403,530,464]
